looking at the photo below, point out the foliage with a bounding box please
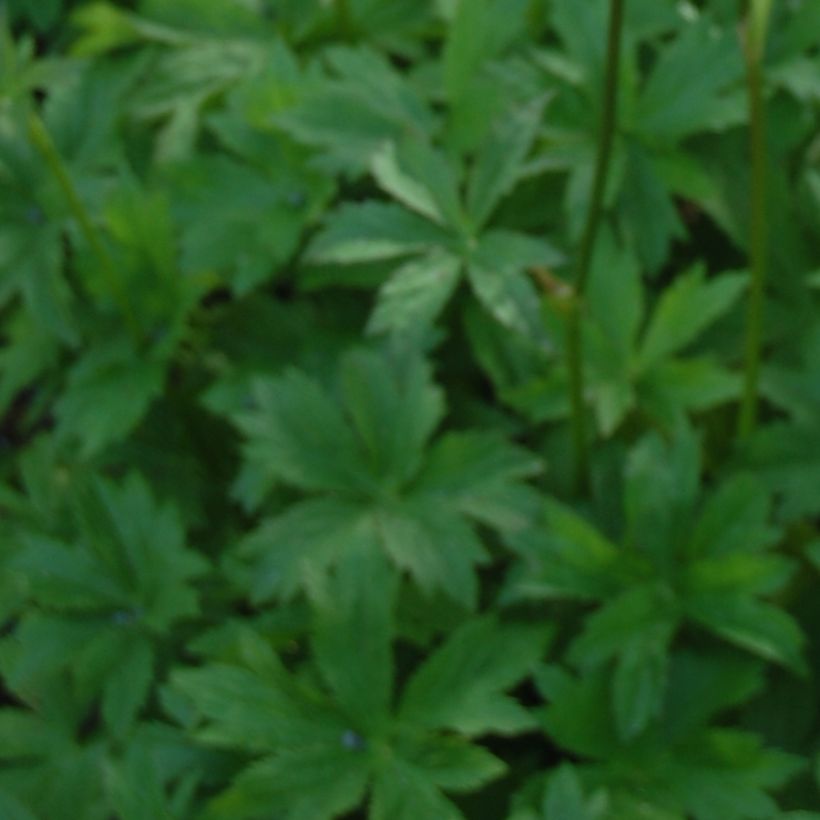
[2,0,820,817]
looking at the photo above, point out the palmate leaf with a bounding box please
[415,430,542,531]
[279,45,436,175]
[684,595,806,675]
[374,497,488,607]
[371,138,464,229]
[0,699,109,820]
[339,350,444,485]
[502,497,622,603]
[307,201,449,265]
[618,140,684,274]
[622,424,700,565]
[586,230,643,368]
[635,15,744,141]
[101,637,154,740]
[508,425,804,740]
[567,583,676,741]
[465,95,549,230]
[208,749,370,820]
[467,229,562,341]
[536,241,745,436]
[312,550,397,734]
[370,751,496,820]
[305,81,562,338]
[637,265,746,370]
[367,250,462,335]
[539,652,800,819]
[240,498,374,603]
[5,473,206,735]
[166,153,326,295]
[236,369,374,495]
[539,765,604,820]
[443,0,531,150]
[0,116,76,343]
[398,616,550,736]
[173,582,531,820]
[103,735,178,820]
[55,339,165,458]
[234,347,540,605]
[740,421,820,522]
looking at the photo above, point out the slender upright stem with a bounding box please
[566,0,625,492]
[737,1,770,440]
[27,112,141,342]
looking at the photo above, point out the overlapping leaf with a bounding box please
[233,347,541,605]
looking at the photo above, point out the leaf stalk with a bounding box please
[566,0,625,492]
[27,111,141,342]
[737,1,771,440]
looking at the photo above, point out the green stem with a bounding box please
[27,111,141,342]
[737,5,770,440]
[566,0,625,492]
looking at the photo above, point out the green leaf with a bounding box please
[0,709,68,760]
[371,139,463,229]
[663,650,764,741]
[239,498,373,602]
[13,533,126,608]
[503,497,620,602]
[374,498,488,607]
[168,154,324,295]
[208,749,369,820]
[308,201,448,264]
[443,0,528,104]
[741,422,820,522]
[72,473,207,629]
[416,430,542,531]
[2,616,100,691]
[541,765,593,820]
[0,309,59,417]
[468,229,563,339]
[443,0,491,104]
[636,19,744,141]
[171,661,346,753]
[638,358,740,426]
[368,249,462,335]
[104,737,175,820]
[370,759,464,820]
[686,595,806,674]
[618,141,683,274]
[569,584,677,669]
[623,425,700,566]
[466,96,547,229]
[6,477,203,708]
[638,267,746,370]
[396,734,506,792]
[667,730,801,820]
[398,616,549,735]
[613,636,669,741]
[102,637,154,738]
[338,349,444,486]
[312,550,396,733]
[687,475,775,559]
[236,370,372,495]
[279,46,435,174]
[55,341,165,458]
[539,666,620,760]
[586,230,643,366]
[0,792,39,820]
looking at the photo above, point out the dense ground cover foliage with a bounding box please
[2,0,820,817]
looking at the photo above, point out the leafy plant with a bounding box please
[2,1,820,818]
